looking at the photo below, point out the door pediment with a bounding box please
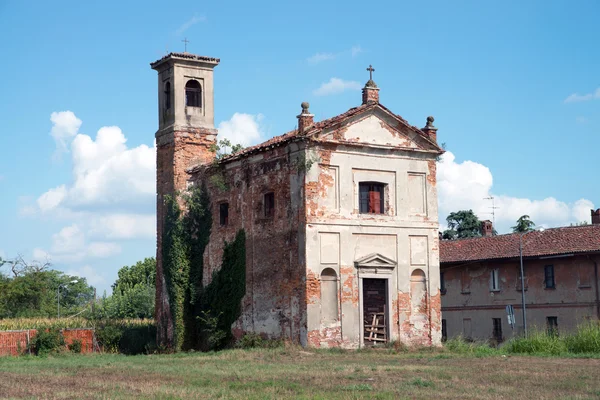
[355,253,397,275]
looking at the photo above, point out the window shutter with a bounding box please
[369,190,381,213]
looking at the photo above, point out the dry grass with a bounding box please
[0,318,154,331]
[1,347,600,399]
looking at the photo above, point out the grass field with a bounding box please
[1,346,600,399]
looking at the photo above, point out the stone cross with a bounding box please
[182,38,190,52]
[367,65,375,80]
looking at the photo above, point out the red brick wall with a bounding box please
[0,329,95,356]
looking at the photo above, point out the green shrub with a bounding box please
[504,329,567,355]
[444,336,497,355]
[31,329,64,356]
[68,339,82,353]
[197,311,226,351]
[235,332,282,349]
[119,324,156,355]
[95,324,123,353]
[564,322,600,353]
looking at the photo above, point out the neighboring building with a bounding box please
[152,53,444,348]
[440,213,600,343]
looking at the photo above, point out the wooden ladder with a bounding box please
[365,310,387,343]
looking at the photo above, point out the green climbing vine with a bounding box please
[162,183,246,352]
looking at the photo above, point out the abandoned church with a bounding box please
[152,52,444,349]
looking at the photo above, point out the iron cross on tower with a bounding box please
[182,37,190,52]
[367,64,375,80]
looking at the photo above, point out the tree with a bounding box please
[98,258,156,319]
[0,258,94,318]
[512,215,536,233]
[443,210,482,240]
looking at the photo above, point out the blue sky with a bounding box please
[0,0,598,293]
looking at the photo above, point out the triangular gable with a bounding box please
[311,104,441,152]
[354,253,397,268]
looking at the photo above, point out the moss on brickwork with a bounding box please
[162,184,245,351]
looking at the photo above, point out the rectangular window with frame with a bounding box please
[490,268,500,291]
[359,182,385,214]
[219,203,229,226]
[544,265,555,289]
[440,272,446,295]
[492,318,503,342]
[441,319,447,342]
[263,192,275,218]
[547,316,558,336]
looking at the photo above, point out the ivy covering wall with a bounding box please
[162,184,246,351]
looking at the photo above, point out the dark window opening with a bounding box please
[359,182,385,214]
[544,265,555,289]
[164,81,171,110]
[441,319,447,342]
[219,203,229,226]
[492,318,503,343]
[547,316,558,336]
[440,272,446,295]
[264,192,275,218]
[185,79,202,107]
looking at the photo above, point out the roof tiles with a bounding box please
[440,224,600,264]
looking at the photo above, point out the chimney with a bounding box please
[481,220,493,237]
[422,116,438,142]
[362,64,379,105]
[592,209,600,225]
[297,102,314,133]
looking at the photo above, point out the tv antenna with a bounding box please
[483,196,499,228]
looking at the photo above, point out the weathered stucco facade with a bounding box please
[440,219,600,343]
[152,52,444,348]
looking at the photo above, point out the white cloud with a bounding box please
[37,185,67,212]
[37,119,155,214]
[437,151,595,233]
[307,52,336,65]
[217,113,265,147]
[175,14,206,36]
[307,46,363,65]
[88,213,156,240]
[351,45,362,57]
[314,78,362,96]
[50,111,82,158]
[564,87,600,103]
[66,265,105,286]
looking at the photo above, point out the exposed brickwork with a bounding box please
[155,126,217,347]
[0,329,95,356]
[592,209,600,225]
[362,87,380,104]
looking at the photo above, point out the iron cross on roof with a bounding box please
[367,65,375,80]
[182,37,190,52]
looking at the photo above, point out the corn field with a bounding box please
[0,318,155,331]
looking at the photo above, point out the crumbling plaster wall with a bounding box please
[303,114,441,348]
[189,142,307,343]
[441,256,600,341]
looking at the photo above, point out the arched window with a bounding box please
[321,268,339,323]
[164,81,171,110]
[410,269,427,319]
[185,79,202,107]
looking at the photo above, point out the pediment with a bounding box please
[354,253,397,269]
[315,106,439,152]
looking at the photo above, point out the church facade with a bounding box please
[152,52,444,348]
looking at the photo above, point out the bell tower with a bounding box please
[151,52,220,347]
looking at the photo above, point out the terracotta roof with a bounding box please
[440,224,600,264]
[217,102,441,163]
[150,52,220,68]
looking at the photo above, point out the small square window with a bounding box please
[264,192,275,218]
[219,203,229,226]
[359,182,385,214]
[544,265,555,289]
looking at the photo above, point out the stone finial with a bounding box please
[422,116,438,142]
[301,102,310,114]
[297,101,314,133]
